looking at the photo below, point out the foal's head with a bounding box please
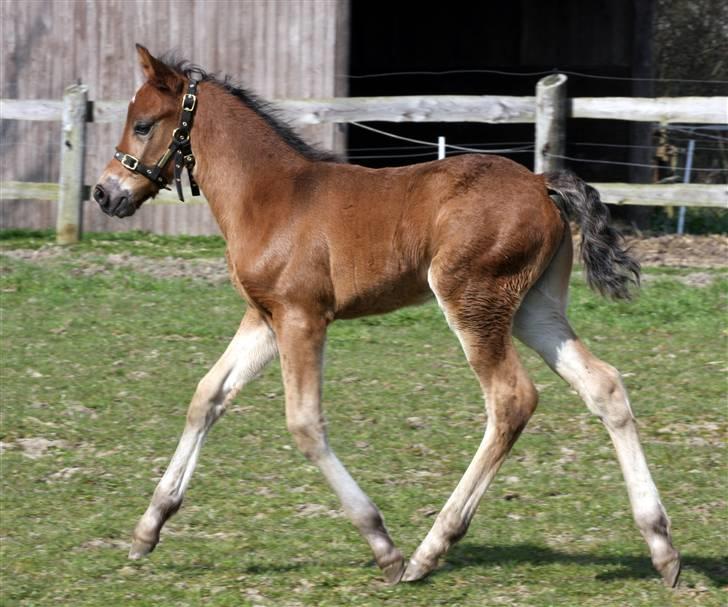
[94,45,187,217]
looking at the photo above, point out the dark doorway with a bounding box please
[348,0,639,183]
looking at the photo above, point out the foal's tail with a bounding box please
[544,170,640,300]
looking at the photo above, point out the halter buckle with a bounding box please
[120,154,139,171]
[182,93,197,112]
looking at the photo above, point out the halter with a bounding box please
[113,78,200,202]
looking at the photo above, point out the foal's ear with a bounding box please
[135,44,184,94]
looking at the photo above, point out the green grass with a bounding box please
[1,232,726,606]
[0,229,227,259]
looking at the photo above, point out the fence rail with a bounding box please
[1,75,726,243]
[3,94,727,125]
[4,180,724,209]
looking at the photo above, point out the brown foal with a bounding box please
[93,46,680,587]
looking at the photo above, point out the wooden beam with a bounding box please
[0,181,61,200]
[0,98,63,121]
[572,97,728,124]
[274,95,537,124]
[2,95,726,125]
[3,181,724,208]
[591,183,727,208]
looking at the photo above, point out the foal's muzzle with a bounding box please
[93,181,137,218]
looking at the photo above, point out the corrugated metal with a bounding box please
[0,0,349,235]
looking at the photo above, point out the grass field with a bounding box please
[1,231,726,606]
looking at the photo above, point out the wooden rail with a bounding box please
[1,76,726,242]
[3,94,726,125]
[3,180,725,209]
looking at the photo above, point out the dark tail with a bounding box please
[544,170,640,300]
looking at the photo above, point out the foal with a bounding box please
[94,46,680,586]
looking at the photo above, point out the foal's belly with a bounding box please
[333,268,433,320]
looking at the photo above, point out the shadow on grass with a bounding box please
[445,543,728,587]
[153,542,726,587]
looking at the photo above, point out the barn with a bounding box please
[0,0,696,234]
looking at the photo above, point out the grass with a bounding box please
[1,231,726,606]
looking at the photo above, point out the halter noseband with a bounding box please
[113,78,200,202]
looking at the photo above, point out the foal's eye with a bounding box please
[134,122,153,136]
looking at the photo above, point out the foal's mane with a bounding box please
[161,54,339,163]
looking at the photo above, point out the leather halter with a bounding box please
[113,78,200,202]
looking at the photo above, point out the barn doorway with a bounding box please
[348,0,643,184]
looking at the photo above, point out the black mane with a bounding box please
[161,54,339,163]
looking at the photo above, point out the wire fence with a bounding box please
[342,67,728,86]
[346,122,727,175]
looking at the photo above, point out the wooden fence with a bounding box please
[1,74,726,242]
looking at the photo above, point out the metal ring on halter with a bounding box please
[172,128,190,144]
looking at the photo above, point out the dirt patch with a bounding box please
[103,252,230,284]
[2,234,726,283]
[624,234,728,269]
[2,246,230,284]
[12,437,69,459]
[294,503,343,518]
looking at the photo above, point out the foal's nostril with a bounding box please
[93,185,107,205]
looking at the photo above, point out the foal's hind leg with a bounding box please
[129,307,277,558]
[513,260,680,586]
[272,309,406,583]
[403,272,539,581]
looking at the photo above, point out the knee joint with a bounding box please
[492,373,538,434]
[187,380,225,427]
[587,366,633,429]
[287,417,327,460]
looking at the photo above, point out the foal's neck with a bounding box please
[191,82,311,236]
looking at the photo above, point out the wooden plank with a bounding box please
[1,96,536,124]
[276,95,537,125]
[5,95,727,126]
[90,100,128,123]
[0,181,60,200]
[591,183,727,208]
[535,74,568,173]
[572,97,728,124]
[3,181,724,209]
[0,98,63,121]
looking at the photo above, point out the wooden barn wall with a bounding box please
[0,0,349,235]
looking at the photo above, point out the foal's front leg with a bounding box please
[273,310,406,583]
[129,308,277,558]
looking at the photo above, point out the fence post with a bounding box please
[677,139,695,235]
[534,73,568,174]
[56,83,88,244]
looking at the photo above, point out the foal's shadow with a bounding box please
[442,542,728,586]
[158,542,727,587]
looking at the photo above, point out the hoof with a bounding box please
[658,554,681,588]
[400,558,434,583]
[381,555,406,585]
[128,536,156,560]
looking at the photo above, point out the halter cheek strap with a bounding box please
[113,78,200,202]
